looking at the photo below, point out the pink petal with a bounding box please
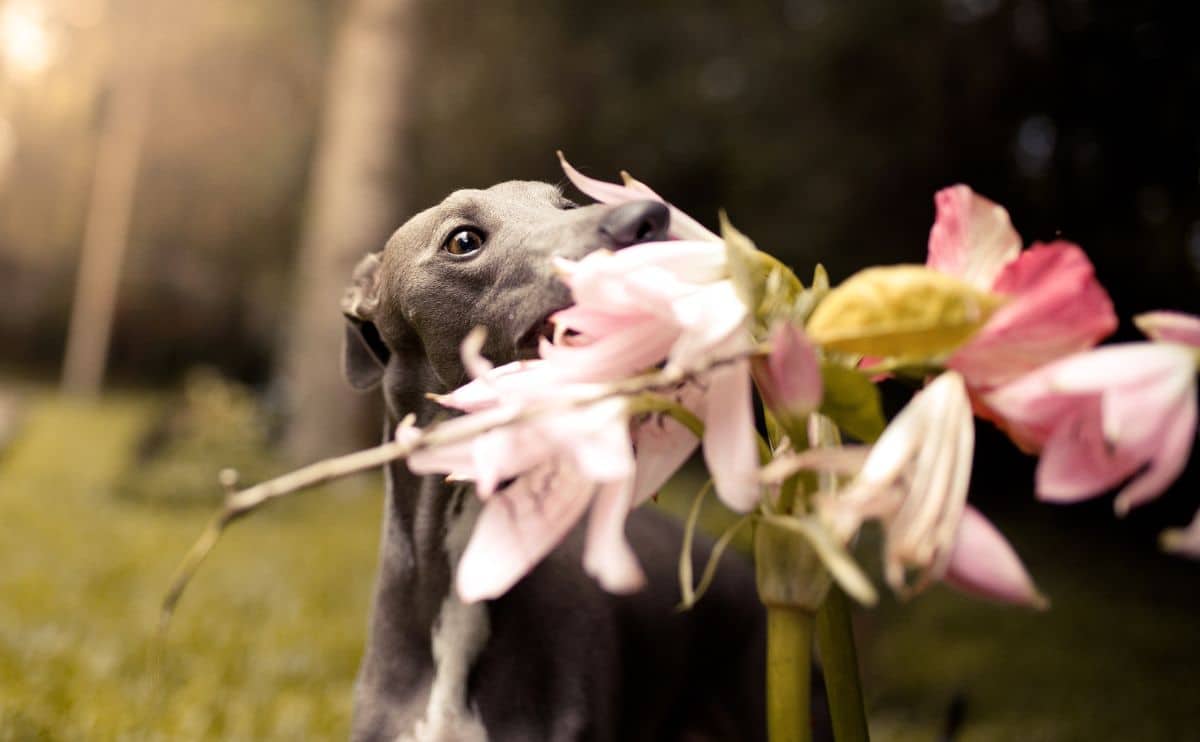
[455,462,593,602]
[667,282,750,372]
[558,152,721,243]
[557,151,645,205]
[1035,400,1141,503]
[1113,382,1197,515]
[752,322,823,423]
[618,171,722,243]
[949,242,1117,389]
[583,479,646,593]
[631,382,705,502]
[1135,310,1200,348]
[943,506,1047,608]
[538,318,679,382]
[926,185,1022,291]
[702,359,761,512]
[1161,509,1200,559]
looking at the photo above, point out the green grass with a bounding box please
[0,391,382,740]
[1,390,1197,740]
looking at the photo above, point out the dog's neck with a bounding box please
[357,354,479,693]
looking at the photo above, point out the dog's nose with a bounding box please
[598,200,670,248]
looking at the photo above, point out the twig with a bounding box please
[158,349,758,632]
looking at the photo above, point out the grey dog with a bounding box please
[341,181,825,741]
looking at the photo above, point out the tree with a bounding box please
[279,0,414,462]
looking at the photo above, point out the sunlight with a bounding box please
[1,2,53,78]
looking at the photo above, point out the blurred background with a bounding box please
[1,0,1198,739]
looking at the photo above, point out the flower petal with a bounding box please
[1035,400,1141,503]
[558,153,721,243]
[631,382,704,503]
[1113,382,1197,515]
[702,359,761,512]
[926,185,1021,291]
[1135,310,1200,348]
[943,506,1047,608]
[752,322,823,424]
[949,242,1117,389]
[1161,509,1200,559]
[583,478,646,593]
[455,462,593,602]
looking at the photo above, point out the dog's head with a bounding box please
[341,180,670,394]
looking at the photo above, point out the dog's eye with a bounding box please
[443,228,484,257]
[560,199,579,211]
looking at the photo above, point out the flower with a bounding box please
[820,371,1044,606]
[1135,310,1200,347]
[411,164,768,601]
[984,342,1197,515]
[926,185,1117,390]
[751,322,823,433]
[1161,510,1200,559]
[558,151,720,243]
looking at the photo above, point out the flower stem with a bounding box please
[767,605,815,742]
[816,586,871,742]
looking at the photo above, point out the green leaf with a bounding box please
[677,479,712,609]
[819,363,886,443]
[719,212,805,338]
[806,265,1004,360]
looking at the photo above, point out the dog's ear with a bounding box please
[341,252,390,391]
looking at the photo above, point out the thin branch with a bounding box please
[159,349,757,632]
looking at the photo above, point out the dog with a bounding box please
[340,181,826,741]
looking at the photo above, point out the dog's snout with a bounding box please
[599,200,670,248]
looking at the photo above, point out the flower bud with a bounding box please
[752,322,822,435]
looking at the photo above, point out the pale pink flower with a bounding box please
[751,322,823,430]
[558,152,720,242]
[926,185,1117,390]
[984,342,1197,515]
[1161,510,1200,559]
[821,372,1044,607]
[1135,310,1200,347]
[415,172,766,599]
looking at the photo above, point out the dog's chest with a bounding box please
[398,493,489,742]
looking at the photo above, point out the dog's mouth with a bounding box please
[516,309,583,358]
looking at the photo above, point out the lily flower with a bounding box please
[417,171,766,599]
[820,371,1044,607]
[984,342,1197,515]
[751,322,823,434]
[925,185,1117,390]
[558,151,720,242]
[410,335,645,601]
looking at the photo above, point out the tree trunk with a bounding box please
[280,0,414,463]
[61,69,151,396]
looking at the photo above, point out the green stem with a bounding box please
[816,587,870,742]
[767,605,815,742]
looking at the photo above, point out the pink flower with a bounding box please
[984,342,1197,515]
[751,322,823,431]
[414,168,766,600]
[1135,310,1200,347]
[1161,510,1200,559]
[558,152,720,243]
[411,341,646,600]
[821,371,1044,607]
[926,185,1117,390]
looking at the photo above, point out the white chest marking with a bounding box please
[399,491,489,742]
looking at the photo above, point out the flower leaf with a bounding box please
[806,265,1004,359]
[818,363,886,443]
[719,212,805,337]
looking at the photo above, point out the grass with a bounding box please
[0,391,381,740]
[1,388,1198,740]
